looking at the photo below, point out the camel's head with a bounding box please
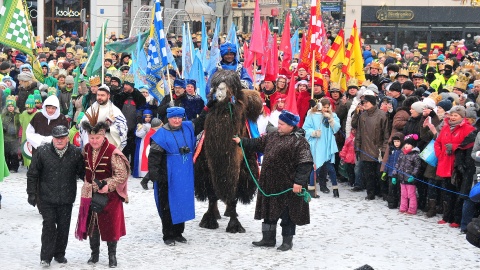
[209,70,242,103]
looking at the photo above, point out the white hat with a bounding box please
[423,98,436,110]
[362,89,375,96]
[98,84,110,92]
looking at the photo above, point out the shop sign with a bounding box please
[56,7,81,18]
[321,2,341,13]
[376,7,414,21]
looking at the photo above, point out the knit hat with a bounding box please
[437,97,453,112]
[366,83,379,94]
[363,94,377,106]
[3,88,11,96]
[466,107,477,119]
[423,97,436,110]
[402,81,415,91]
[389,81,402,92]
[449,105,466,118]
[15,54,27,63]
[33,90,42,103]
[404,134,418,147]
[411,101,426,114]
[47,87,57,96]
[151,118,163,128]
[167,106,185,118]
[25,94,35,109]
[0,61,10,71]
[5,95,16,107]
[279,110,300,126]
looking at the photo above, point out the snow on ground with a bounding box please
[1,166,480,270]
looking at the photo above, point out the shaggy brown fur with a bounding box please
[194,70,262,232]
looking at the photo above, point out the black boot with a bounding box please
[107,241,117,268]
[140,177,149,190]
[87,229,100,264]
[252,223,276,247]
[425,199,437,218]
[333,188,339,198]
[277,235,293,251]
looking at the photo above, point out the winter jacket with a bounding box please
[58,86,73,116]
[389,108,410,141]
[435,118,475,178]
[339,132,355,164]
[355,106,389,162]
[304,110,341,167]
[157,93,187,124]
[1,110,20,142]
[393,147,422,184]
[403,115,422,139]
[455,129,478,199]
[385,144,402,177]
[17,82,38,112]
[26,142,85,205]
[114,89,147,132]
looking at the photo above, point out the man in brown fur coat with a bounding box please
[233,110,313,251]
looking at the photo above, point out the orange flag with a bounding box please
[342,20,366,84]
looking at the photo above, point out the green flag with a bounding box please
[0,119,10,181]
[0,0,44,82]
[86,20,108,78]
[106,31,149,54]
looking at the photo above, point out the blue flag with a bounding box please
[186,54,207,104]
[227,24,240,62]
[182,23,194,77]
[146,0,168,102]
[130,32,148,88]
[206,18,221,76]
[200,16,208,69]
[291,30,300,57]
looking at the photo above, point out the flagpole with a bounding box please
[165,67,174,107]
[253,55,257,89]
[82,50,95,76]
[311,51,315,99]
[101,22,105,84]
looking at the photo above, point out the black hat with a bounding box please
[363,95,377,106]
[52,125,69,138]
[402,81,415,91]
[0,61,11,70]
[404,134,418,147]
[389,82,402,92]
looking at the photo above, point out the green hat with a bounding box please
[6,95,16,107]
[47,87,57,96]
[25,94,35,109]
[77,111,85,123]
[3,88,11,96]
[34,90,42,103]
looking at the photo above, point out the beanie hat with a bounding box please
[366,83,379,94]
[466,107,477,119]
[151,118,163,128]
[65,75,74,84]
[3,88,11,96]
[389,81,402,92]
[279,110,300,126]
[0,61,10,71]
[33,90,42,103]
[423,97,436,110]
[15,54,27,63]
[449,105,466,118]
[411,101,426,114]
[404,134,418,147]
[402,81,415,91]
[5,95,16,107]
[363,94,377,106]
[437,97,453,112]
[25,94,35,109]
[167,106,185,118]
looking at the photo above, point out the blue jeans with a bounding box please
[354,160,364,188]
[461,199,477,231]
[317,161,338,186]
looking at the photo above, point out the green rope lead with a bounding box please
[238,138,311,203]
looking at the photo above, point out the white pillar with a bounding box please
[37,0,44,43]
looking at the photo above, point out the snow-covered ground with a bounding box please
[1,166,479,270]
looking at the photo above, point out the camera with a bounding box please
[179,146,190,154]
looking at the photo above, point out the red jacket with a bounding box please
[434,118,475,178]
[339,132,356,164]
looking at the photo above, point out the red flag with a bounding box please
[284,74,298,115]
[243,42,254,79]
[261,21,273,74]
[249,0,264,58]
[280,13,292,71]
[265,33,279,80]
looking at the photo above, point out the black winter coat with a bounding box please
[26,143,85,205]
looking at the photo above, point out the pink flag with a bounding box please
[249,0,264,58]
[284,74,298,115]
[280,13,292,71]
[243,42,254,79]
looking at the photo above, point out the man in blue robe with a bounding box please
[206,42,253,96]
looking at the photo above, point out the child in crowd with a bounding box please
[2,95,20,172]
[133,109,153,178]
[140,118,163,190]
[339,128,356,187]
[392,134,422,214]
[383,134,404,209]
[18,95,37,168]
[68,112,84,147]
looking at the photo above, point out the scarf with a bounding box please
[448,118,463,131]
[54,144,68,158]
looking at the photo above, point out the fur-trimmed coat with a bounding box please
[240,129,313,225]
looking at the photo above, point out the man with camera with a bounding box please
[148,106,198,246]
[75,114,130,268]
[26,125,85,267]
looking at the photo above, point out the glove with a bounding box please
[446,143,453,155]
[392,178,397,185]
[381,172,387,181]
[206,99,217,108]
[407,176,415,183]
[308,99,316,108]
[311,130,321,138]
[28,194,36,207]
[323,112,332,119]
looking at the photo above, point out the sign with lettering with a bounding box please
[376,7,414,21]
[56,7,81,18]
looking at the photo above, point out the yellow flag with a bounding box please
[342,21,365,84]
[323,29,346,92]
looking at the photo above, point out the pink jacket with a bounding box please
[340,132,356,164]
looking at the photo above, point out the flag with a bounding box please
[106,31,149,54]
[200,16,208,67]
[280,12,292,71]
[146,0,168,102]
[186,55,207,104]
[227,23,240,62]
[290,30,300,57]
[323,29,346,92]
[68,66,82,119]
[261,20,274,75]
[182,23,194,76]
[342,20,366,84]
[85,20,108,78]
[130,32,149,89]
[284,74,298,115]
[300,0,325,66]
[206,17,221,76]
[86,28,91,55]
[249,0,264,59]
[265,33,279,80]
[0,0,43,82]
[243,42,254,79]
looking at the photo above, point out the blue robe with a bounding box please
[151,121,196,224]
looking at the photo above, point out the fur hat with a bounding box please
[65,75,74,84]
[423,97,436,110]
[279,110,300,126]
[411,101,426,114]
[174,79,186,89]
[18,72,33,82]
[449,105,466,118]
[437,97,453,112]
[186,79,196,88]
[167,106,185,118]
[363,95,377,106]
[466,107,477,119]
[81,107,109,135]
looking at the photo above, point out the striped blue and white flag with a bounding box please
[146,0,168,102]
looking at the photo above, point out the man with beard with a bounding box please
[365,62,384,88]
[83,76,101,111]
[157,79,188,123]
[80,84,128,150]
[59,75,74,116]
[113,74,146,170]
[109,74,123,101]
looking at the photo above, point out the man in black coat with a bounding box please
[26,125,85,267]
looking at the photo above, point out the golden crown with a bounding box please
[428,60,437,67]
[463,63,475,72]
[66,47,75,54]
[445,59,454,66]
[5,95,16,107]
[454,73,469,90]
[57,57,66,63]
[438,63,446,70]
[370,62,382,69]
[413,51,422,58]
[46,35,54,42]
[362,79,372,87]
[89,76,101,86]
[408,65,419,73]
[347,78,359,88]
[123,73,135,84]
[387,51,397,58]
[398,68,409,77]
[428,54,438,60]
[0,52,7,60]
[104,52,113,60]
[329,82,341,90]
[81,57,88,64]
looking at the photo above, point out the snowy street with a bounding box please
[1,167,479,269]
